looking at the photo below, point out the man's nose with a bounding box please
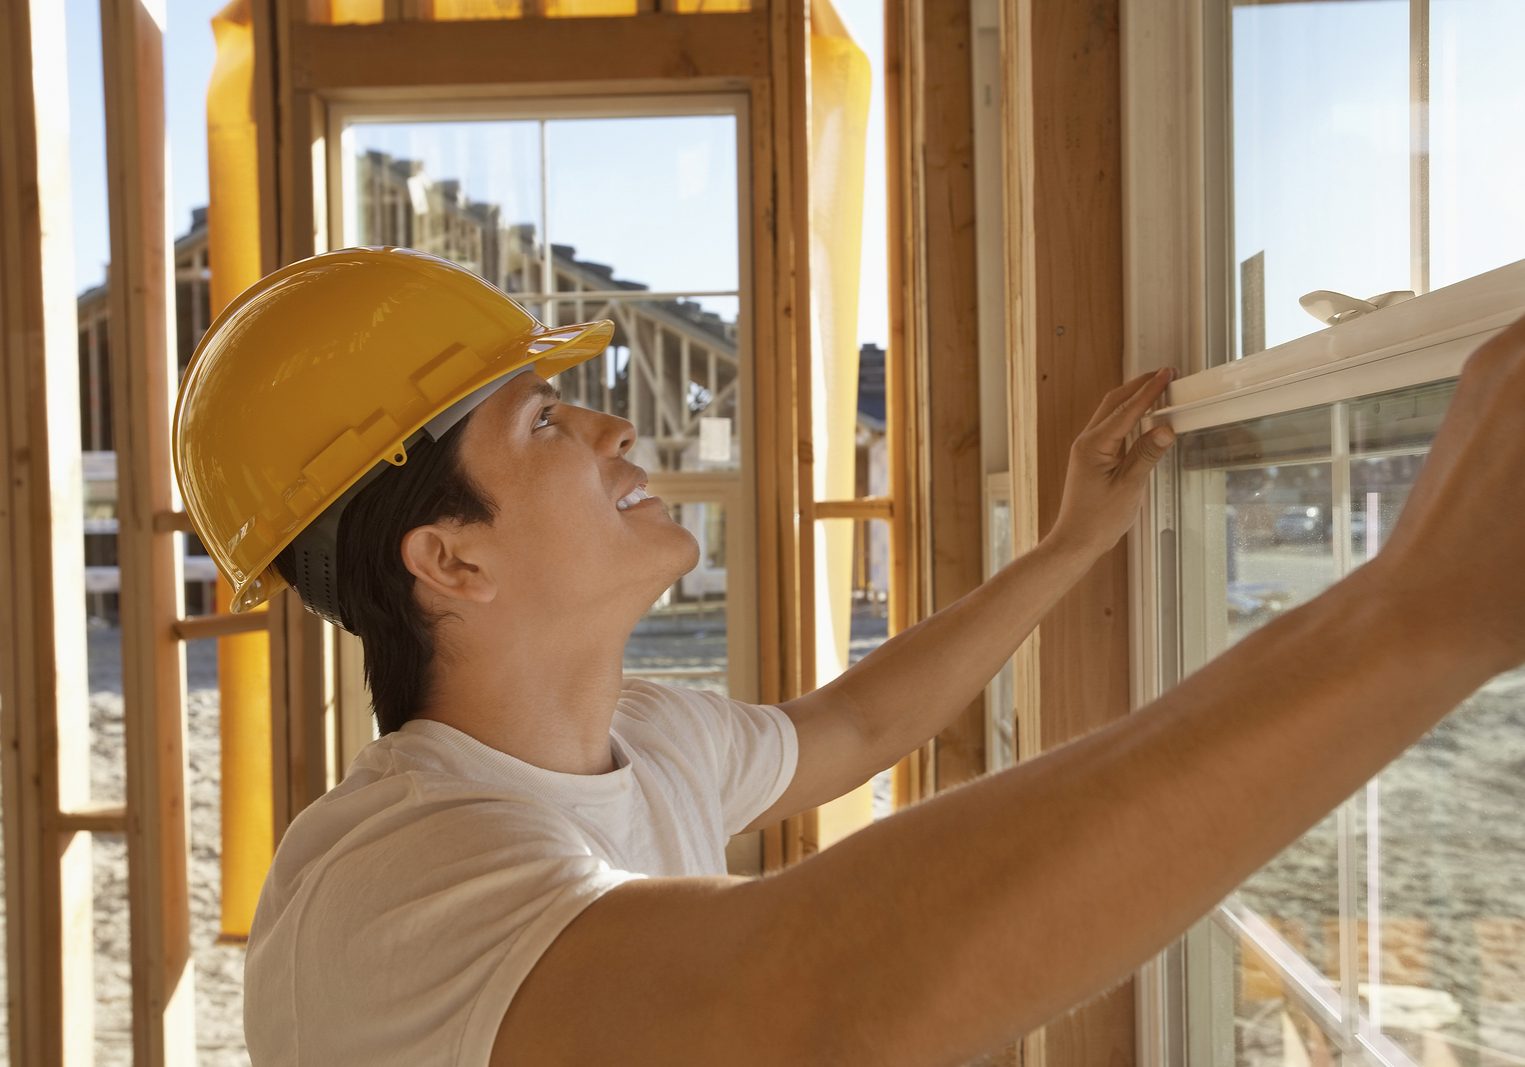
[591,409,637,456]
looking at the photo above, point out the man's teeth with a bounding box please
[616,487,651,511]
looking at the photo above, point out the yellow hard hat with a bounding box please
[173,245,614,621]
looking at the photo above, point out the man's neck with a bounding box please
[416,630,630,776]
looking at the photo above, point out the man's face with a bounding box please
[441,370,701,622]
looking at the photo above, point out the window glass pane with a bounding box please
[1219,919,1346,1065]
[1178,405,1344,1002]
[624,500,730,694]
[346,121,547,291]
[1177,378,1525,1060]
[343,114,744,477]
[546,296,740,474]
[1429,0,1525,290]
[1346,381,1525,1061]
[1229,0,1410,359]
[546,115,738,295]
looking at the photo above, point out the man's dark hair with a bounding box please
[273,415,497,735]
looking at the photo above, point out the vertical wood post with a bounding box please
[0,3,99,1061]
[98,0,199,1060]
[1003,0,1135,1061]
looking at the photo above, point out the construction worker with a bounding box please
[175,246,1525,1065]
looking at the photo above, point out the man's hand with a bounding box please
[1370,310,1525,673]
[1049,367,1177,558]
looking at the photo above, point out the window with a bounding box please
[332,97,759,710]
[1209,0,1525,364]
[1163,379,1525,1064]
[1126,1,1525,1064]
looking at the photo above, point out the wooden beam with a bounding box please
[0,3,96,1061]
[884,0,932,813]
[812,497,893,521]
[52,804,131,836]
[290,11,770,90]
[750,44,787,871]
[906,0,985,791]
[774,0,815,868]
[270,0,342,833]
[99,0,197,1060]
[1004,0,1134,1062]
[153,509,195,534]
[172,611,272,642]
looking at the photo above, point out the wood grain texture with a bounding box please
[99,0,199,1058]
[1003,0,1135,1063]
[0,3,95,1061]
[916,0,987,791]
[291,11,770,89]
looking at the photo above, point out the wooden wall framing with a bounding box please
[1002,0,1136,1063]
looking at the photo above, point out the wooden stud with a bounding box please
[99,0,198,1059]
[883,0,932,812]
[1003,0,1135,1061]
[749,47,788,870]
[923,0,985,791]
[0,3,98,1061]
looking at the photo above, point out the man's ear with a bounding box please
[399,522,497,605]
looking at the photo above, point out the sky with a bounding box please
[63,1,1523,358]
[1231,0,1524,355]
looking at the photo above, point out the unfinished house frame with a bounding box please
[0,0,1153,1063]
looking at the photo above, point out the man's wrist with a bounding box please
[1030,528,1106,582]
[1036,524,1111,570]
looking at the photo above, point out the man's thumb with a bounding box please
[1126,426,1176,476]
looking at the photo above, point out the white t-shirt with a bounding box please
[243,678,798,1067]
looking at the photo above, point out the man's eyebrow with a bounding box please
[515,381,562,418]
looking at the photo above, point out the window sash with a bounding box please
[1123,2,1525,1063]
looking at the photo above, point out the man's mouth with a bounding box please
[616,485,652,511]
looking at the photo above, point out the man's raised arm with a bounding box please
[495,316,1524,1066]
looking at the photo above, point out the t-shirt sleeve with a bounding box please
[632,682,799,837]
[292,800,647,1067]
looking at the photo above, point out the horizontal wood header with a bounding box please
[291,11,770,90]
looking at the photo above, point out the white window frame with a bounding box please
[1122,1,1525,1063]
[322,93,759,757]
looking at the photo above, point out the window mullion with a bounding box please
[1410,0,1431,297]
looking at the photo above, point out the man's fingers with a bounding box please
[1084,369,1164,432]
[1094,367,1175,438]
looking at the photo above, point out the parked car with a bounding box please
[1271,505,1369,546]
[1273,505,1325,543]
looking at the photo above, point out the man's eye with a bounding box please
[533,405,555,430]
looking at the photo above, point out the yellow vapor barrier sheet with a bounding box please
[807,0,872,848]
[207,0,275,942]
